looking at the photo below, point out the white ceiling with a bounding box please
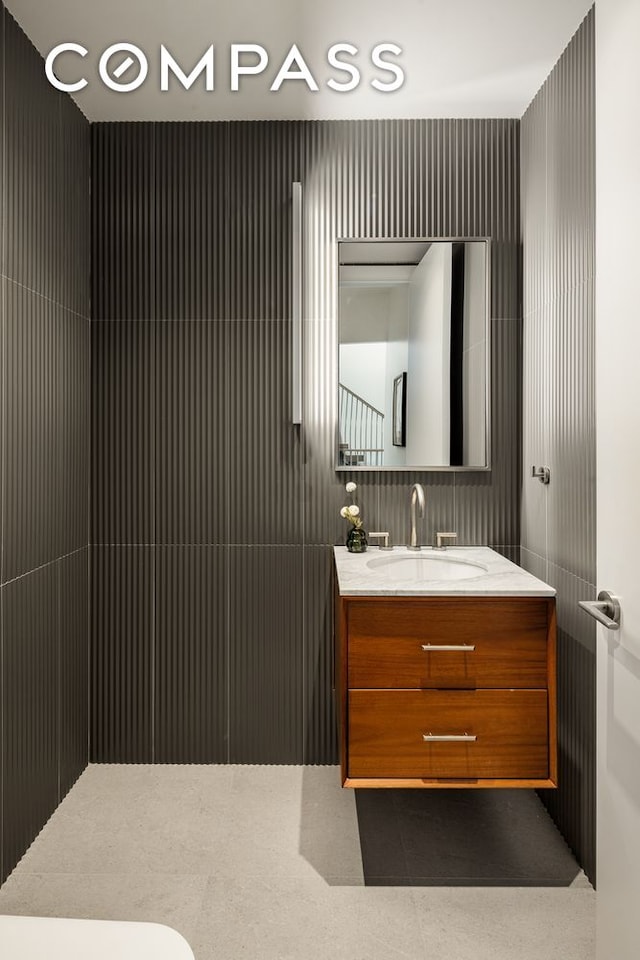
[340,242,431,266]
[5,0,593,122]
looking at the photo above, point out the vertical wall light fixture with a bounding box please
[292,181,303,425]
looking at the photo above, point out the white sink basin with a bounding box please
[365,553,488,582]
[334,545,556,596]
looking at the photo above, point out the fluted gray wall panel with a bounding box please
[92,119,521,766]
[92,124,157,321]
[546,19,595,307]
[2,282,57,581]
[91,546,228,764]
[92,322,156,544]
[94,122,301,321]
[228,547,304,763]
[91,547,154,763]
[227,319,302,544]
[58,311,90,558]
[59,549,90,798]
[1,566,58,881]
[521,8,596,882]
[303,546,337,765]
[521,84,549,318]
[0,14,3,597]
[548,280,595,580]
[0,4,90,885]
[0,289,83,578]
[0,5,4,278]
[454,317,522,549]
[4,15,58,302]
[58,96,91,317]
[227,122,299,320]
[92,319,302,547]
[155,124,226,320]
[155,322,226,545]
[155,547,227,762]
[521,306,550,559]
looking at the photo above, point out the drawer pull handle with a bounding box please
[423,733,477,742]
[421,644,476,652]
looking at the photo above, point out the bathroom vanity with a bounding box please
[333,547,557,789]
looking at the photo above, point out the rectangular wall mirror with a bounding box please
[337,238,491,471]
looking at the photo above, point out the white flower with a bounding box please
[340,506,349,518]
[345,481,357,493]
[348,505,360,517]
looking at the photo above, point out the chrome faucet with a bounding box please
[408,483,426,550]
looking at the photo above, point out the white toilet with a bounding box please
[0,916,196,959]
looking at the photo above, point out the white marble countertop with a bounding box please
[333,545,555,597]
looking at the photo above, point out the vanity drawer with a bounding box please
[347,598,549,689]
[348,689,549,779]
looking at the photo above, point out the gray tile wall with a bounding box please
[521,8,596,882]
[91,118,521,766]
[0,5,90,883]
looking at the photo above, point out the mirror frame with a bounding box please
[335,236,492,473]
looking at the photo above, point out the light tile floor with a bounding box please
[0,766,595,959]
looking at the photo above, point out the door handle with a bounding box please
[578,590,621,631]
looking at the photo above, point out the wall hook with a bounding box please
[531,466,551,484]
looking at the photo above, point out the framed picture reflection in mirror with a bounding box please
[392,372,407,447]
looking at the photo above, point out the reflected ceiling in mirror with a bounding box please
[337,239,490,471]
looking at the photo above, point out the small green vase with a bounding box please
[346,526,368,553]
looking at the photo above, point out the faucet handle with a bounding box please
[435,531,458,549]
[369,531,393,550]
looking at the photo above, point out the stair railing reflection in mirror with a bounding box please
[338,383,384,467]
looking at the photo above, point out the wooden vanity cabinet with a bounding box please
[335,595,557,789]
